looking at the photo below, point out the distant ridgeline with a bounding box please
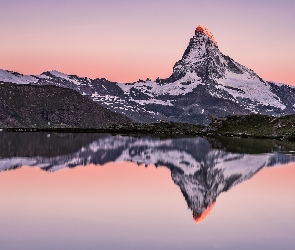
[1,24,295,126]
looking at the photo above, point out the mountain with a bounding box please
[1,133,295,222]
[1,24,295,125]
[0,83,131,128]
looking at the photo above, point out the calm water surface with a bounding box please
[0,132,295,250]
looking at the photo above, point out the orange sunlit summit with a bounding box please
[195,25,218,46]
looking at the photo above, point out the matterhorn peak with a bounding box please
[195,24,218,46]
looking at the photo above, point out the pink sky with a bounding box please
[1,0,294,85]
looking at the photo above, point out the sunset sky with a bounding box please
[1,0,294,85]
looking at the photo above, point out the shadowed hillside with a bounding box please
[0,83,132,128]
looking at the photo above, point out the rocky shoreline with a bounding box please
[2,114,295,141]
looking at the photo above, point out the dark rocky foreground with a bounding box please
[2,114,295,141]
[3,122,204,138]
[0,83,131,128]
[204,114,295,140]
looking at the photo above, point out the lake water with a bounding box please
[0,132,295,250]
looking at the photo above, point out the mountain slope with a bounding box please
[0,83,131,128]
[1,25,295,125]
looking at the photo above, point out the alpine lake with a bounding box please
[0,131,295,250]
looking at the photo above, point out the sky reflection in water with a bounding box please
[0,132,295,250]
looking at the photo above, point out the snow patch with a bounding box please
[49,70,81,85]
[133,99,173,106]
[118,72,203,97]
[215,71,286,110]
[0,69,38,84]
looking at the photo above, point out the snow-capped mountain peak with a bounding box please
[1,24,295,125]
[172,25,256,82]
[171,26,224,81]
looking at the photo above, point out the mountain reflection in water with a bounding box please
[1,132,295,223]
